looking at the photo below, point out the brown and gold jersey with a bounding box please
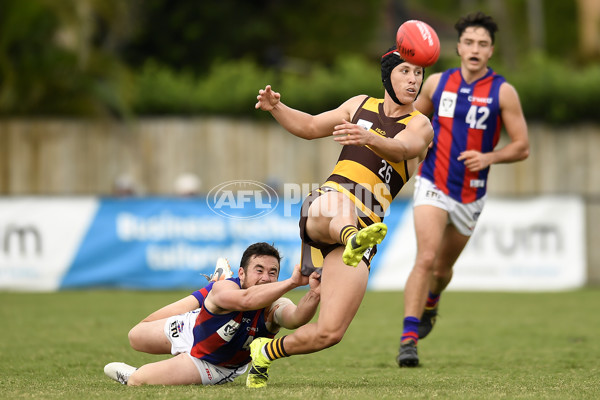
[323,96,421,226]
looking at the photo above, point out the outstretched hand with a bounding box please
[255,85,281,111]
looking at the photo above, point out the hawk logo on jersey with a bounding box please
[217,319,241,342]
[438,91,457,118]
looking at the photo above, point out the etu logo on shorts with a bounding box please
[425,190,442,200]
[207,180,279,220]
[170,320,184,338]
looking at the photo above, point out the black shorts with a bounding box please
[299,186,377,276]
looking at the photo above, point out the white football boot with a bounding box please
[203,257,234,282]
[104,362,137,385]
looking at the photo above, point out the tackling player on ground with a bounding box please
[104,243,321,386]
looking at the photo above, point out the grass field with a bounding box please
[1,289,599,399]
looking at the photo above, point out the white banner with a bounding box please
[371,196,586,291]
[0,198,98,291]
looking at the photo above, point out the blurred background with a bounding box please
[0,0,598,291]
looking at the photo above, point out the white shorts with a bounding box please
[412,176,485,236]
[164,311,248,385]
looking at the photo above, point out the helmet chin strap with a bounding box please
[383,78,405,106]
[381,47,406,106]
[386,77,424,106]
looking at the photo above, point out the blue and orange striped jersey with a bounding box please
[418,67,505,203]
[189,277,276,368]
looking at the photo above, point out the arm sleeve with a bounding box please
[191,286,210,308]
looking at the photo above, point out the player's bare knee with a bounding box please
[315,329,344,349]
[415,250,436,271]
[432,268,451,282]
[128,325,143,351]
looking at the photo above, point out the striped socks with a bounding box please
[340,225,358,245]
[262,336,289,361]
[401,316,420,344]
[425,291,440,309]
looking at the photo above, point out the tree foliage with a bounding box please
[0,0,596,122]
[0,0,134,117]
[121,0,383,73]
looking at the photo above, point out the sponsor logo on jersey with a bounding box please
[217,319,240,342]
[469,179,485,188]
[357,119,374,131]
[468,95,493,105]
[439,91,457,118]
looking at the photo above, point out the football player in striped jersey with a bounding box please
[104,242,321,386]
[397,11,529,367]
[249,45,433,387]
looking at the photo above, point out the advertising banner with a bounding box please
[0,194,585,292]
[371,196,586,291]
[61,197,303,290]
[0,198,98,291]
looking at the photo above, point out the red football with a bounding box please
[396,20,440,67]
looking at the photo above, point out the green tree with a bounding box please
[402,0,579,69]
[121,0,383,73]
[0,0,133,116]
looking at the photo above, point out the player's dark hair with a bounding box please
[240,242,281,272]
[455,11,498,44]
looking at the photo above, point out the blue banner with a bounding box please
[59,197,411,290]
